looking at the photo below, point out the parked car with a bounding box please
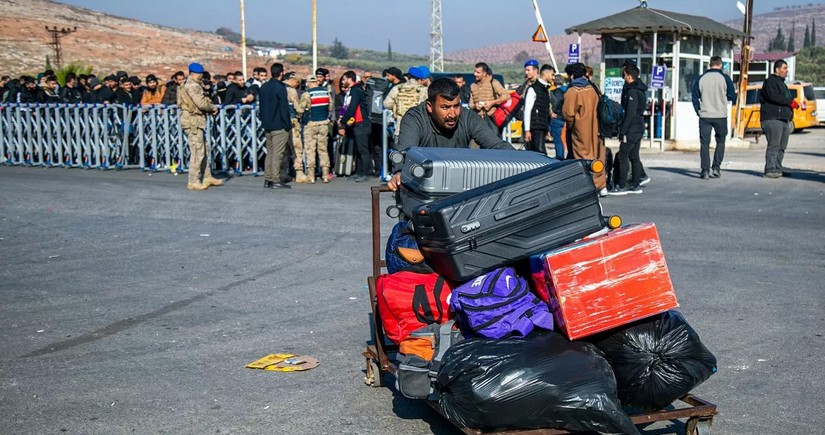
[736,81,819,133]
[814,86,825,125]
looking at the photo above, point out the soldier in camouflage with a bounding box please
[303,75,336,183]
[383,66,428,138]
[284,72,311,183]
[178,63,221,191]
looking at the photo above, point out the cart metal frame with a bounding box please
[362,185,717,435]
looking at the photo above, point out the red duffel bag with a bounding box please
[376,272,453,344]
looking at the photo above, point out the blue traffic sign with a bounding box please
[568,44,580,63]
[651,65,667,88]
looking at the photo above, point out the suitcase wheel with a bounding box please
[386,205,401,219]
[607,215,622,229]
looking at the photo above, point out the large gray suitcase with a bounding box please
[389,147,558,218]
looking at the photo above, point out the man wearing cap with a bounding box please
[178,63,222,191]
[284,72,311,183]
[383,66,428,139]
[522,63,552,155]
[140,75,165,106]
[303,74,335,183]
[387,77,514,191]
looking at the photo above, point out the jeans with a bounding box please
[528,129,548,156]
[616,131,643,188]
[549,118,565,159]
[761,119,792,174]
[699,117,728,172]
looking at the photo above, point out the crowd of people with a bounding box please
[4,53,791,191]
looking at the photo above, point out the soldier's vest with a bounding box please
[395,83,421,119]
[307,86,331,123]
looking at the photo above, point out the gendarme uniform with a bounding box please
[178,63,219,190]
[285,73,311,182]
[303,76,335,183]
[383,72,427,138]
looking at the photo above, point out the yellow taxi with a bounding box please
[737,81,819,133]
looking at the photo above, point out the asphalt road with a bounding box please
[1,138,824,434]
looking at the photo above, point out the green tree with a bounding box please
[795,46,825,84]
[387,39,392,61]
[514,50,531,64]
[769,25,786,52]
[813,18,817,46]
[54,62,94,87]
[330,37,349,59]
[788,21,796,52]
[804,25,811,48]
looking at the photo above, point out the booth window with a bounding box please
[681,35,702,55]
[678,58,701,102]
[604,35,638,55]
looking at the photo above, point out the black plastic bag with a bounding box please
[435,332,640,434]
[591,310,718,412]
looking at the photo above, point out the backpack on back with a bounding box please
[591,81,624,138]
[395,84,421,120]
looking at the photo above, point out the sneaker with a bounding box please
[607,186,629,196]
[599,187,608,197]
[700,171,709,180]
[710,168,721,178]
[639,176,651,186]
[764,172,781,179]
[626,185,643,194]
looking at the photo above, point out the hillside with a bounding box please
[448,4,825,67]
[0,0,243,79]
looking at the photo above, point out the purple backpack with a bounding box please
[450,267,554,339]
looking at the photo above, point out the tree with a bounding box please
[54,62,94,87]
[769,25,786,52]
[514,50,531,65]
[330,37,349,59]
[804,25,811,48]
[387,39,392,62]
[813,18,817,46]
[788,21,796,52]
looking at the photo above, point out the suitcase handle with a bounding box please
[493,199,540,221]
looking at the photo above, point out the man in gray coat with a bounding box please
[692,56,737,179]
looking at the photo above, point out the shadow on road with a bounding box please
[647,167,703,179]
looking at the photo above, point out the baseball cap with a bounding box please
[315,68,329,76]
[283,72,299,81]
[307,74,318,83]
[146,74,158,83]
[524,59,539,68]
[104,75,117,82]
[188,63,205,74]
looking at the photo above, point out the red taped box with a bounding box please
[530,223,678,340]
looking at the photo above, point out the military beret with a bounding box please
[188,63,205,74]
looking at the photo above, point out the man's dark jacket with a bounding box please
[258,79,291,132]
[619,78,648,136]
[759,74,793,121]
[396,102,513,150]
[342,83,370,127]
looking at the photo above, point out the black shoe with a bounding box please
[710,168,721,178]
[626,185,643,194]
[607,186,629,196]
[264,180,275,189]
[271,182,291,189]
[700,171,709,180]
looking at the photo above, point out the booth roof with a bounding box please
[566,7,745,40]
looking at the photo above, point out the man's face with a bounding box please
[252,71,259,81]
[427,95,461,132]
[175,75,185,86]
[776,63,789,79]
[454,77,465,88]
[473,67,484,82]
[236,75,245,86]
[147,80,158,90]
[121,81,133,92]
[26,82,37,91]
[316,74,325,84]
[45,80,57,91]
[66,78,76,88]
[524,66,538,81]
[340,76,351,89]
[258,71,269,82]
[227,74,235,82]
[541,69,554,83]
[363,71,372,81]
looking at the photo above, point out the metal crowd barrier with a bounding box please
[0,103,267,175]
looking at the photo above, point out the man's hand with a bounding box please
[387,172,402,191]
[551,113,557,119]
[524,131,532,142]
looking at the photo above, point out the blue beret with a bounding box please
[188,63,205,74]
[524,59,539,68]
[417,65,431,79]
[407,66,423,80]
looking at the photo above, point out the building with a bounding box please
[566,4,745,148]
[733,51,798,83]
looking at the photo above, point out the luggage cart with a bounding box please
[362,185,718,435]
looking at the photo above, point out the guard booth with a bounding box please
[566,4,744,149]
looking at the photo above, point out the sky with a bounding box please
[59,0,790,55]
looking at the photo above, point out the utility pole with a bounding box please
[240,0,247,79]
[44,26,77,68]
[430,0,444,72]
[734,0,754,139]
[312,0,318,73]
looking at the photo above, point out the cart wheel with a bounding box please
[366,359,384,388]
[686,417,712,435]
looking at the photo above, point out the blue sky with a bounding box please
[59,0,789,55]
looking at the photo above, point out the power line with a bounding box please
[45,26,77,67]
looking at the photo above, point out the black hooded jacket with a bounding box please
[619,78,648,136]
